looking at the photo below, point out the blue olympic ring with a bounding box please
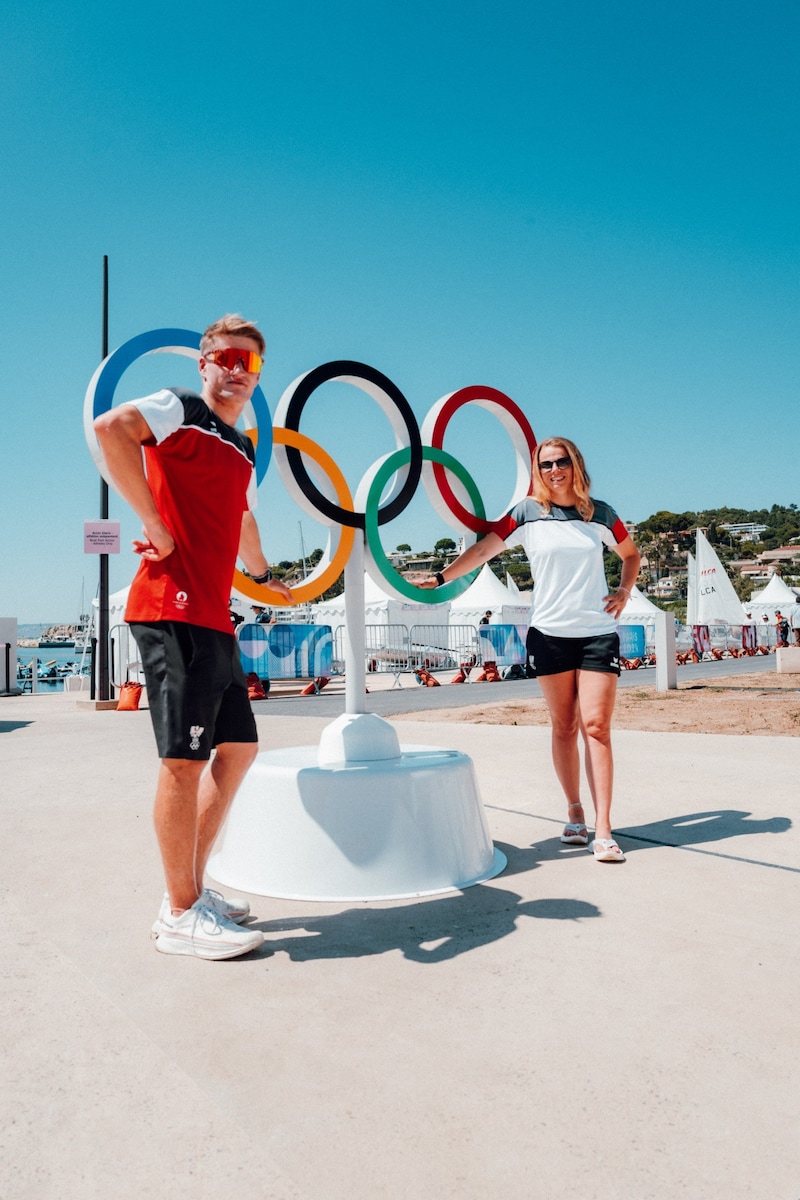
[83,328,273,485]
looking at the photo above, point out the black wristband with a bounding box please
[251,568,273,585]
[434,572,445,587]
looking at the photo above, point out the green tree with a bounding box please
[637,511,694,536]
[435,537,456,554]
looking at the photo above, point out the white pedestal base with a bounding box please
[209,725,506,901]
[776,646,800,673]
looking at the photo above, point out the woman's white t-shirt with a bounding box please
[494,498,628,637]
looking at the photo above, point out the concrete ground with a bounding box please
[1,683,797,1200]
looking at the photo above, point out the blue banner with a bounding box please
[477,624,527,666]
[238,624,333,679]
[617,624,646,658]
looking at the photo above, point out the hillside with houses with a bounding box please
[261,504,800,617]
[623,504,800,615]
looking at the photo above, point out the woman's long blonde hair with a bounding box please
[529,437,594,521]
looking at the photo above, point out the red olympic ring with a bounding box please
[420,385,538,535]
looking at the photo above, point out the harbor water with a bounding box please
[16,644,92,692]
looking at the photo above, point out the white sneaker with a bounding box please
[152,887,251,934]
[153,900,264,960]
[201,887,250,922]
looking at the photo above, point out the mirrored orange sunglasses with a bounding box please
[204,347,263,373]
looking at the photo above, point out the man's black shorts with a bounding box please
[525,627,621,678]
[130,621,258,760]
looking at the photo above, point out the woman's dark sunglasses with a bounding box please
[538,456,572,472]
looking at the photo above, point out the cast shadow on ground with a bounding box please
[250,880,600,965]
[615,809,791,851]
[514,810,792,867]
[0,720,33,734]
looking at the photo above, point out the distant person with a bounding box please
[94,313,293,960]
[251,604,271,624]
[479,610,492,625]
[419,436,640,863]
[229,600,244,629]
[776,610,790,647]
[791,597,800,647]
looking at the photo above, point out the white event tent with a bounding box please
[448,564,530,627]
[745,573,799,623]
[310,571,451,628]
[617,584,662,625]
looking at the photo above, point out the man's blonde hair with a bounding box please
[529,436,595,521]
[200,313,265,356]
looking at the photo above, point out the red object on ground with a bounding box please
[246,673,266,700]
[116,682,143,711]
[300,677,330,695]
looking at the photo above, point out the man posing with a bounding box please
[95,314,292,960]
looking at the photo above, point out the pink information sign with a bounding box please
[84,520,121,554]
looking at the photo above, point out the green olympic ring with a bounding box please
[365,445,486,602]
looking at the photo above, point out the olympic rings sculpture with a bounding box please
[84,330,537,606]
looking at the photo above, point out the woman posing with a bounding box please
[421,437,640,863]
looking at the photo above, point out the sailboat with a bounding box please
[691,530,751,626]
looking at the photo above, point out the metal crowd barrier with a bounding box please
[361,625,414,687]
[332,623,484,686]
[673,621,773,660]
[332,624,426,687]
[408,624,482,675]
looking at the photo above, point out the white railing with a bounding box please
[332,623,485,685]
[108,624,146,689]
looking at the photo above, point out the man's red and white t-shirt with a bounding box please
[123,388,257,635]
[494,498,628,637]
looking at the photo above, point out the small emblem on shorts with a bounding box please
[189,725,204,751]
[528,653,536,669]
[611,656,619,669]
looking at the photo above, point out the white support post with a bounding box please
[654,609,677,692]
[344,533,366,714]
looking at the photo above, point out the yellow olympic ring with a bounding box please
[233,427,355,605]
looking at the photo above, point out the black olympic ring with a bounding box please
[278,361,423,529]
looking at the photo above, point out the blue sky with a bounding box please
[1,0,797,622]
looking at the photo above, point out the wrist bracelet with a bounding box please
[434,572,445,587]
[618,587,631,596]
[251,568,273,585]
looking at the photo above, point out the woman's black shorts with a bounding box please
[130,621,258,760]
[525,627,621,678]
